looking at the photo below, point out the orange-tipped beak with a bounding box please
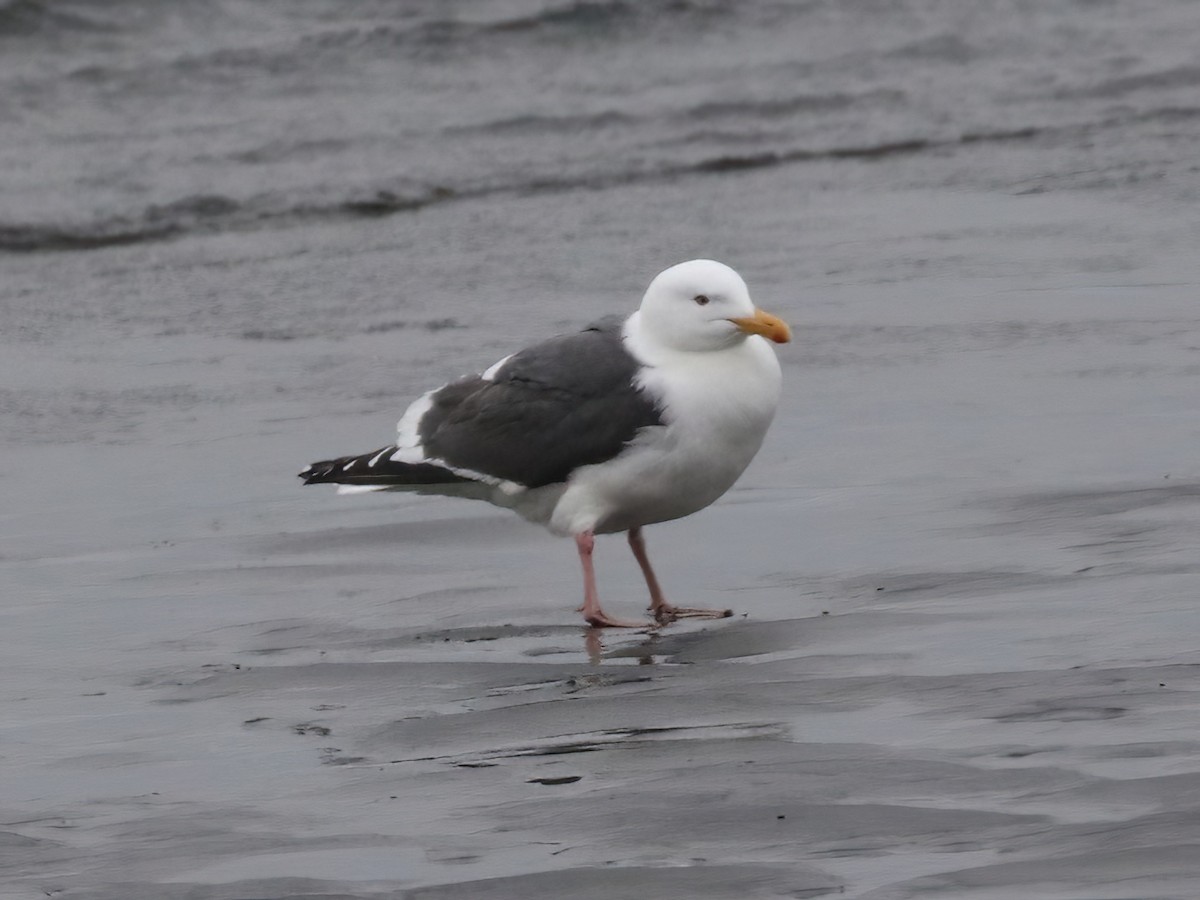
[729,308,791,344]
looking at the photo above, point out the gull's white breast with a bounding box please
[546,322,782,536]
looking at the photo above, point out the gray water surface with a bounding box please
[3,2,1200,898]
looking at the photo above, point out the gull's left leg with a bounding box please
[575,531,651,629]
[627,527,733,624]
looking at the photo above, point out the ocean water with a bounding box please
[3,0,1199,254]
[4,2,1200,898]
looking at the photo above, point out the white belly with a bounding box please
[547,335,782,536]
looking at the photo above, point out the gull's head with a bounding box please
[637,259,791,353]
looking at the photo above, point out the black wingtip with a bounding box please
[297,447,474,488]
[298,456,354,485]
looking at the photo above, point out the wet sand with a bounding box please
[4,166,1200,899]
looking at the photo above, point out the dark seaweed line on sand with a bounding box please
[0,0,633,41]
[0,188,449,254]
[0,114,1169,255]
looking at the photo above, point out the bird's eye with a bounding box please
[693,295,710,306]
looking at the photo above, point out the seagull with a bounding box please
[300,259,790,628]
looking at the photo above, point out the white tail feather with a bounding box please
[336,484,389,495]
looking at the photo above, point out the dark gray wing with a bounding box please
[419,315,663,488]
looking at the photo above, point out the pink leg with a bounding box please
[575,531,650,629]
[627,527,733,625]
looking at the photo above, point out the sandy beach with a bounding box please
[4,2,1200,897]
